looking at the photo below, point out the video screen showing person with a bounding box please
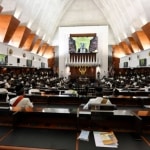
[0,54,7,65]
[69,34,98,53]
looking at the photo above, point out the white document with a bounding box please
[93,131,118,148]
[78,130,90,141]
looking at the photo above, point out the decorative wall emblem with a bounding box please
[79,66,86,75]
[23,53,26,57]
[9,49,13,55]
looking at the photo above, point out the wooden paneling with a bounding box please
[112,45,124,58]
[119,41,132,55]
[43,46,54,58]
[20,27,31,48]
[48,57,55,68]
[9,26,31,48]
[142,22,150,41]
[38,43,48,56]
[22,33,36,51]
[70,66,96,79]
[31,39,42,54]
[0,14,20,43]
[132,31,150,50]
[128,37,141,53]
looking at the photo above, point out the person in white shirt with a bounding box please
[64,83,78,96]
[9,83,33,111]
[28,81,40,94]
[0,81,9,102]
[4,78,11,89]
[83,97,112,109]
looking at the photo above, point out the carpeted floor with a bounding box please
[0,127,76,150]
[0,126,149,150]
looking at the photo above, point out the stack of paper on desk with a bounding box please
[93,131,118,148]
[78,130,90,141]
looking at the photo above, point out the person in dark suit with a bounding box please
[78,43,88,53]
[95,83,103,96]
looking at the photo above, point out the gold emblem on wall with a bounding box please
[79,67,86,75]
[9,49,13,55]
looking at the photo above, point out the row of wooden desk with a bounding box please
[5,92,150,107]
[0,90,150,134]
[7,86,150,96]
[108,95,150,107]
[0,104,150,135]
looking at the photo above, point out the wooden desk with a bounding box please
[78,105,136,132]
[119,89,150,96]
[132,110,150,133]
[8,93,84,105]
[12,106,78,130]
[108,95,150,107]
[7,91,150,108]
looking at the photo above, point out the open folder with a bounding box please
[93,131,118,148]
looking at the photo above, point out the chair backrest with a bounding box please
[90,104,116,120]
[0,102,10,111]
[0,93,7,102]
[0,102,9,107]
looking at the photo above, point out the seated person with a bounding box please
[113,88,120,96]
[0,81,9,102]
[64,83,78,96]
[78,43,88,53]
[28,81,40,94]
[83,97,112,109]
[9,83,33,111]
[95,84,103,96]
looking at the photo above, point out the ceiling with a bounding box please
[1,0,150,46]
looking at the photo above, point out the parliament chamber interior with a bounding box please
[0,0,150,150]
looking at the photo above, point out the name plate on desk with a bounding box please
[42,108,70,113]
[79,111,91,115]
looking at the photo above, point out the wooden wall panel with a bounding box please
[128,37,140,53]
[31,39,42,54]
[48,57,55,68]
[119,41,132,55]
[19,27,31,48]
[112,45,125,58]
[22,33,36,51]
[142,22,150,41]
[132,31,150,50]
[0,14,20,43]
[9,26,31,48]
[43,46,54,58]
[5,15,20,43]
[38,43,48,56]
[70,67,96,79]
